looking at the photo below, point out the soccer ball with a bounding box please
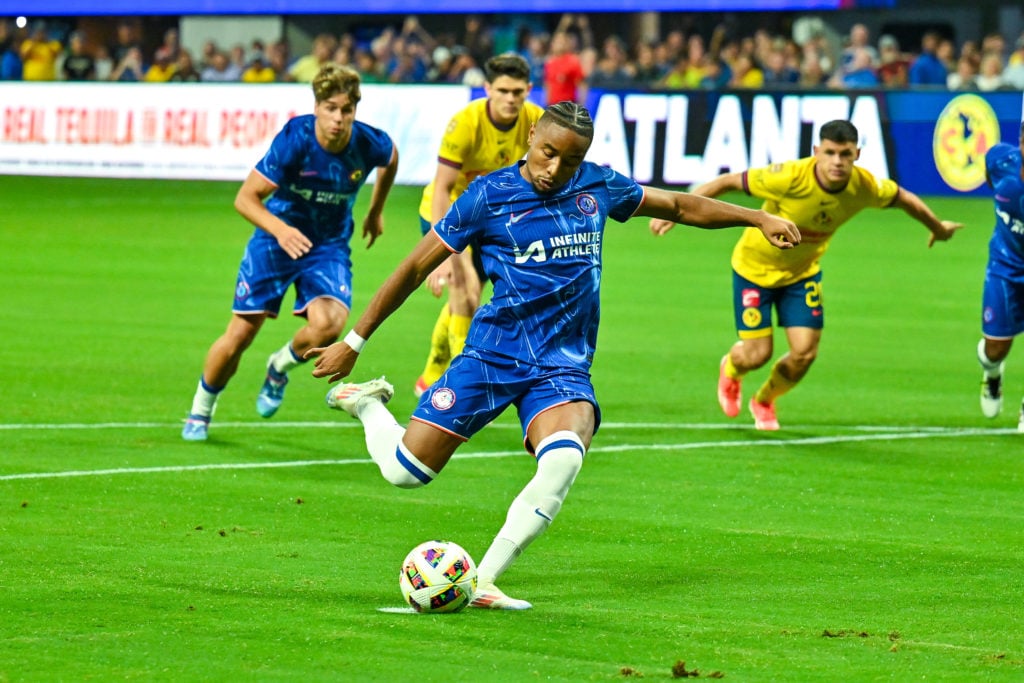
[399,540,477,613]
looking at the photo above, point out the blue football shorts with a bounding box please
[411,350,601,453]
[733,270,824,339]
[232,233,352,318]
[982,269,1024,338]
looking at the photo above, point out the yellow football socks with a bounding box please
[754,359,798,404]
[448,314,472,359]
[419,304,451,387]
[723,353,743,379]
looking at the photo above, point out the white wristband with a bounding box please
[344,329,367,353]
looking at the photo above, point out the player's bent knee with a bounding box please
[535,430,585,486]
[378,442,437,489]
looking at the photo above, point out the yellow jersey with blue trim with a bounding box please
[731,157,899,287]
[418,98,544,222]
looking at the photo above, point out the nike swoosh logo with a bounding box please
[533,507,553,521]
[510,210,534,224]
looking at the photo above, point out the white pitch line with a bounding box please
[0,426,1013,482]
[0,420,973,432]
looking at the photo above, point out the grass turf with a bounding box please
[1,176,1022,681]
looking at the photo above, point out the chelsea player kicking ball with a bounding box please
[399,540,477,613]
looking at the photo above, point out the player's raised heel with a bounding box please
[717,355,742,418]
[749,398,780,431]
[326,377,394,417]
[470,582,532,610]
[980,373,1003,418]
[182,413,210,441]
[256,365,288,418]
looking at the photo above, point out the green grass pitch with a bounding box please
[1,175,1022,681]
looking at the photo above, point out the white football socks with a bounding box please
[977,338,1004,378]
[269,342,304,374]
[476,430,585,585]
[189,379,220,417]
[357,398,435,488]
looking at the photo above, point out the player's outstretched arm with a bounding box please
[306,233,452,382]
[649,172,745,235]
[891,187,965,247]
[361,145,400,248]
[641,186,800,248]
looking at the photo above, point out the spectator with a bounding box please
[908,31,948,87]
[266,40,290,81]
[93,44,112,81]
[835,47,879,88]
[981,32,1007,63]
[110,45,144,82]
[199,39,218,70]
[683,34,707,86]
[728,53,763,88]
[229,43,248,74]
[287,33,336,83]
[446,46,485,86]
[143,52,177,82]
[1009,33,1024,66]
[109,19,139,66]
[0,19,23,80]
[1002,36,1024,89]
[169,48,201,82]
[699,55,731,89]
[426,45,453,83]
[241,53,277,83]
[588,35,634,90]
[544,22,587,105]
[354,47,385,83]
[461,14,494,66]
[62,30,95,81]
[839,23,879,74]
[975,52,1006,91]
[947,55,979,90]
[877,34,909,88]
[154,27,180,64]
[631,41,665,84]
[200,49,241,82]
[798,45,828,87]
[658,55,692,89]
[936,38,956,74]
[20,22,62,81]
[518,30,547,85]
[762,47,799,88]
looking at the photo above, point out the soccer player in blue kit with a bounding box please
[305,102,801,609]
[182,63,399,441]
[977,123,1024,431]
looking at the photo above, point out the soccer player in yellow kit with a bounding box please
[651,119,963,430]
[414,53,545,396]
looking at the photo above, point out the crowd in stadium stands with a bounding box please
[2,12,1024,94]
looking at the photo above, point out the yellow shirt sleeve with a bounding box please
[732,158,899,287]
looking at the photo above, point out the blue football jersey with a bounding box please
[988,151,1024,281]
[986,143,1021,187]
[432,160,644,370]
[254,114,393,247]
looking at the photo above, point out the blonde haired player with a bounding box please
[181,63,398,440]
[414,53,544,396]
[652,119,963,430]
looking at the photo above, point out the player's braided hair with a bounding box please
[313,62,362,105]
[541,101,594,140]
